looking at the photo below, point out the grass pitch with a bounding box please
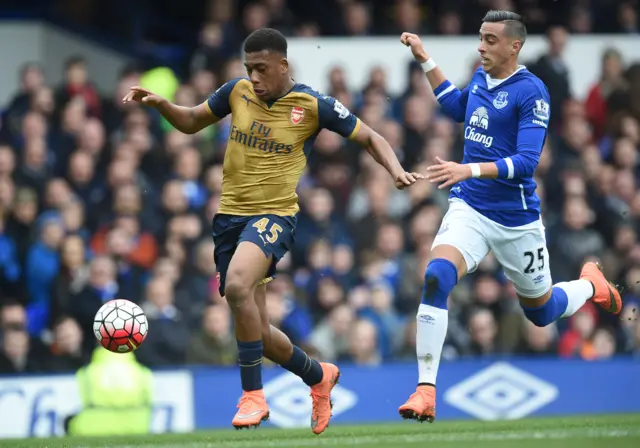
[2,414,639,448]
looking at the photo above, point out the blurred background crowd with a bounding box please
[1,0,640,375]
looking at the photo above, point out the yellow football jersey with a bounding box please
[204,78,361,216]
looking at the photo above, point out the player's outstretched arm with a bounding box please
[400,33,469,123]
[352,122,424,190]
[426,91,549,188]
[123,86,217,134]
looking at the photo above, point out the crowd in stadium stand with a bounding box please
[1,0,640,374]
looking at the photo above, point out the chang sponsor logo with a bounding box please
[466,107,493,148]
[465,127,493,148]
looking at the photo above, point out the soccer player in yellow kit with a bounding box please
[124,28,423,433]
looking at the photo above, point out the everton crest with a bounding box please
[291,106,304,124]
[493,91,509,109]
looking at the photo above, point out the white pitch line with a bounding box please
[95,427,640,448]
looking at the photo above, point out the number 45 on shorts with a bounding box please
[252,217,283,245]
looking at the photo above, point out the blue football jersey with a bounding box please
[436,66,551,227]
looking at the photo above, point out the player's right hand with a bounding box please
[400,32,429,63]
[122,86,165,107]
[395,171,424,190]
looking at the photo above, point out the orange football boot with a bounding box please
[232,390,270,429]
[310,362,340,435]
[580,262,622,315]
[399,384,436,423]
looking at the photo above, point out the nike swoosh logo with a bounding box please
[607,285,619,314]
[236,410,265,419]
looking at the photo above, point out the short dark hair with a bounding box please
[243,28,288,56]
[20,62,43,78]
[483,10,527,46]
[65,55,86,70]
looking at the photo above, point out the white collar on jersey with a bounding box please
[485,65,526,90]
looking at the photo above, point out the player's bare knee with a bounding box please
[224,275,254,309]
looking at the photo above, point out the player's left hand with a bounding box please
[426,157,471,189]
[395,171,425,190]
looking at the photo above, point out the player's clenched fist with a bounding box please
[400,32,429,63]
[122,86,165,107]
[426,157,471,189]
[395,171,425,190]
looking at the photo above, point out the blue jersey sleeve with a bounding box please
[495,84,550,179]
[205,78,243,118]
[316,94,360,139]
[433,80,470,123]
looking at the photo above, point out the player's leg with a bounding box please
[223,241,272,428]
[212,214,271,429]
[399,200,490,422]
[493,221,622,329]
[256,285,339,434]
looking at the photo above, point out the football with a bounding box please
[93,299,148,353]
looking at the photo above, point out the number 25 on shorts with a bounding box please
[252,217,283,244]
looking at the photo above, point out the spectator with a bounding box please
[464,307,499,357]
[358,282,405,359]
[586,49,627,140]
[518,320,558,356]
[136,277,190,366]
[4,187,38,267]
[558,302,599,358]
[54,56,101,118]
[46,316,90,372]
[25,211,64,336]
[342,318,381,366]
[180,239,217,318]
[69,255,119,352]
[619,1,639,34]
[343,1,371,36]
[0,216,21,299]
[309,303,354,362]
[2,63,45,138]
[0,328,43,373]
[186,304,236,365]
[52,234,90,323]
[295,188,351,265]
[91,215,158,271]
[528,26,571,131]
[266,283,314,347]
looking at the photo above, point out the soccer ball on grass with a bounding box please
[93,299,148,353]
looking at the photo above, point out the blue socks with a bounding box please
[521,286,569,327]
[237,340,263,391]
[281,345,324,386]
[421,258,458,310]
[239,342,323,390]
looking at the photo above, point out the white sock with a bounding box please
[416,303,448,386]
[556,279,594,318]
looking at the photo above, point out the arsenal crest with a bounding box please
[291,106,304,125]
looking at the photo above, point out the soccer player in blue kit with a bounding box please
[398,11,623,422]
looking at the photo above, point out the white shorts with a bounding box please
[432,199,552,298]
